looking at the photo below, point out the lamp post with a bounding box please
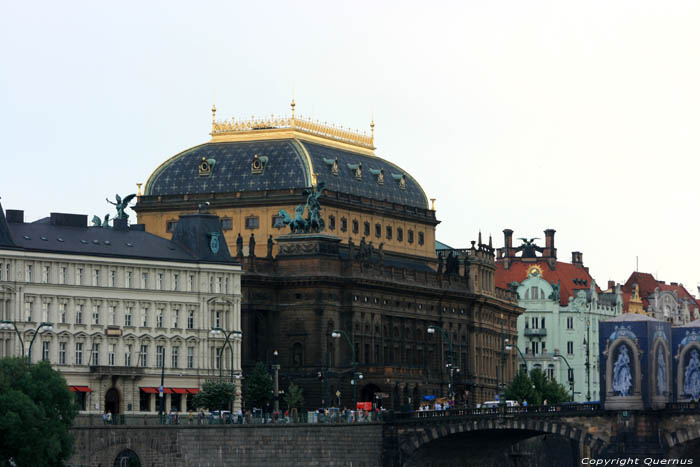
[499,314,507,409]
[210,327,242,382]
[0,320,53,362]
[584,319,591,402]
[553,351,574,401]
[427,325,454,401]
[272,350,280,413]
[331,329,361,410]
[505,342,527,372]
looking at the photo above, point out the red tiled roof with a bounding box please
[621,271,700,313]
[495,260,599,306]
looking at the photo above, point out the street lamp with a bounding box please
[272,350,280,413]
[499,314,507,409]
[331,329,359,411]
[553,351,574,401]
[210,327,243,382]
[584,319,591,402]
[1,320,53,362]
[505,342,527,373]
[427,325,455,401]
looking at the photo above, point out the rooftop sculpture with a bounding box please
[275,182,326,234]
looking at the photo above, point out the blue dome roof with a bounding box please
[145,139,429,209]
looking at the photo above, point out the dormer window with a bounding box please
[199,157,215,176]
[251,154,268,174]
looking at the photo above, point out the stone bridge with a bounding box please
[68,404,700,466]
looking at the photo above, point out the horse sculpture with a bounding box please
[276,204,307,233]
[276,182,327,234]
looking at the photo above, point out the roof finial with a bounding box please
[488,234,493,249]
[430,198,436,210]
[211,104,217,132]
[370,114,375,145]
[478,230,482,245]
[136,183,142,197]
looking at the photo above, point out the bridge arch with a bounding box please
[398,416,610,463]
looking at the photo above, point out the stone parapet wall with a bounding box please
[69,423,383,467]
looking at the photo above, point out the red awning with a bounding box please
[172,388,188,394]
[68,386,77,392]
[72,386,93,393]
[140,387,158,394]
[162,387,174,394]
[187,388,200,394]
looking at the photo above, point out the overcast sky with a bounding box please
[1,1,698,294]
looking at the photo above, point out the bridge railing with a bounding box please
[394,403,602,420]
[73,410,389,427]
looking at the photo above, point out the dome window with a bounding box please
[198,157,216,177]
[369,168,384,185]
[323,157,339,176]
[251,154,268,175]
[391,173,407,190]
[347,162,362,180]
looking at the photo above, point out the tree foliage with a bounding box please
[283,382,304,411]
[246,362,272,409]
[0,357,77,466]
[504,368,571,405]
[192,380,236,411]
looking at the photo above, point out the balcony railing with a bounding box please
[524,328,547,337]
[89,366,145,376]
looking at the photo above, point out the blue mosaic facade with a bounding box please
[599,315,672,409]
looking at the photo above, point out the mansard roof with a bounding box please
[0,203,237,266]
[144,139,429,209]
[496,260,599,307]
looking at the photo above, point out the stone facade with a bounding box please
[0,207,243,414]
[69,424,384,467]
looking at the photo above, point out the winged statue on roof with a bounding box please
[106,193,137,221]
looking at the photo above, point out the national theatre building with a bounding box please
[134,102,521,409]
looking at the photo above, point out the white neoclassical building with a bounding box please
[0,205,242,414]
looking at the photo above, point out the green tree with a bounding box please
[246,362,272,410]
[283,382,304,411]
[0,357,77,466]
[192,380,236,411]
[529,368,571,404]
[504,368,572,406]
[504,369,537,404]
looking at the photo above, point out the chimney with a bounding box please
[608,280,615,291]
[503,229,513,254]
[49,213,87,228]
[5,210,24,223]
[543,229,556,259]
[572,251,584,267]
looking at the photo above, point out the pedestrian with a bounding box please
[523,400,528,408]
